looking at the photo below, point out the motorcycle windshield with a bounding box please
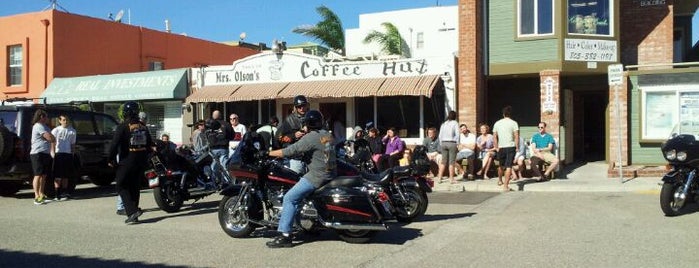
[668,121,699,139]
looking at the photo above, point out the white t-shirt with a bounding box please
[458,132,476,150]
[51,125,77,154]
[230,123,247,149]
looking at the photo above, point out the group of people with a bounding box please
[30,109,77,205]
[425,106,559,192]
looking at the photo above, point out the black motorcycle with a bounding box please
[218,134,395,243]
[144,142,234,213]
[338,142,432,222]
[660,131,699,216]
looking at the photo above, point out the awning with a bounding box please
[278,78,385,98]
[375,75,441,97]
[187,74,442,103]
[186,84,240,103]
[41,69,188,104]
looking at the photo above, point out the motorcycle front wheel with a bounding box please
[660,182,688,217]
[218,193,255,238]
[394,187,427,223]
[336,229,376,244]
[153,182,184,213]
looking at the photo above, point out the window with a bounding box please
[8,45,22,86]
[94,114,117,136]
[568,0,612,36]
[518,0,554,36]
[642,89,699,141]
[149,61,164,71]
[376,96,421,138]
[416,32,424,49]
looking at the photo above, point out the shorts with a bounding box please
[426,151,442,165]
[53,153,75,178]
[440,142,458,165]
[455,149,475,161]
[496,147,516,168]
[539,151,557,164]
[30,153,52,176]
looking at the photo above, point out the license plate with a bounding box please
[148,177,159,188]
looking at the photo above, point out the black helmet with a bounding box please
[303,110,324,130]
[122,101,140,120]
[293,95,308,107]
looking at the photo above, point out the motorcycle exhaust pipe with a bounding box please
[323,222,388,231]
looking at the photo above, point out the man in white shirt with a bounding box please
[454,124,476,179]
[51,114,76,201]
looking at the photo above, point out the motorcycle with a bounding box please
[659,125,699,216]
[338,141,433,222]
[144,141,235,213]
[218,133,395,243]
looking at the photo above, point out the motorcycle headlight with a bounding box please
[665,149,676,160]
[676,151,687,161]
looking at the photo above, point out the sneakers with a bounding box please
[125,209,143,224]
[33,196,46,205]
[59,194,70,201]
[116,209,126,215]
[266,234,293,248]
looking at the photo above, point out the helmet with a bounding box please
[303,110,324,130]
[122,101,140,120]
[293,95,308,107]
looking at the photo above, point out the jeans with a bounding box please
[277,177,316,234]
[286,159,306,175]
[210,148,229,177]
[116,195,124,210]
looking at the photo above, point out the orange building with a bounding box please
[0,9,258,100]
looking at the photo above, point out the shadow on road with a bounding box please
[0,249,187,268]
[414,212,476,223]
[138,200,220,223]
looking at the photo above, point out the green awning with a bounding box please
[41,69,188,104]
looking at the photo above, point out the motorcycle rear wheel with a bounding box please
[153,183,184,213]
[394,187,427,223]
[336,229,376,244]
[660,182,688,217]
[218,194,254,238]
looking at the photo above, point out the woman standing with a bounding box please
[475,123,496,180]
[437,111,460,184]
[30,109,55,205]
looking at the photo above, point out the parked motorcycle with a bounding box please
[659,126,699,216]
[338,142,433,222]
[144,142,235,213]
[218,133,395,243]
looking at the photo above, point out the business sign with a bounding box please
[564,39,617,62]
[608,64,624,86]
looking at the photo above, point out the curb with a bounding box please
[429,177,662,193]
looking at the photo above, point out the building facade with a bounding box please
[0,9,258,143]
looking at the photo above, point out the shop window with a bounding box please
[518,0,554,36]
[642,89,699,141]
[376,96,420,138]
[568,0,612,36]
[94,114,117,136]
[225,101,259,127]
[354,97,375,130]
[7,45,22,86]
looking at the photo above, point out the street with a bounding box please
[1,185,697,267]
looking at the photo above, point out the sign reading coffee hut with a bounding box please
[201,52,432,86]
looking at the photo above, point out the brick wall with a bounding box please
[457,0,483,129]
[538,70,560,140]
[607,73,629,166]
[620,0,674,66]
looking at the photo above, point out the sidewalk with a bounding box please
[430,161,663,193]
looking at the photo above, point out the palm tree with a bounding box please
[363,22,409,57]
[292,5,345,55]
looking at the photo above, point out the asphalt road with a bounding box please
[1,185,697,267]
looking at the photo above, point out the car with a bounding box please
[0,98,119,196]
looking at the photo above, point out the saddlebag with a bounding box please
[315,186,379,223]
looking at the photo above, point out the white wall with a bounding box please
[345,5,458,59]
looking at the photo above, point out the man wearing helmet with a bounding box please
[108,101,154,224]
[266,110,337,248]
[275,95,310,173]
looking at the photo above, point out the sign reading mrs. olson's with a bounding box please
[201,52,436,86]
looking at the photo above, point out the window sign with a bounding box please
[518,0,554,36]
[642,89,699,141]
[568,0,612,36]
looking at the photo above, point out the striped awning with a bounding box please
[186,84,240,103]
[277,77,385,98]
[187,75,442,102]
[375,75,441,97]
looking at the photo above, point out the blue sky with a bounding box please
[0,0,458,45]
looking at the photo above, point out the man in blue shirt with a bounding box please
[529,122,558,181]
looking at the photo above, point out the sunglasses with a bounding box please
[538,126,545,129]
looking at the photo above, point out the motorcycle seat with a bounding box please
[324,176,364,188]
[360,169,393,183]
[392,166,411,177]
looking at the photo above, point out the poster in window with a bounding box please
[644,91,676,140]
[680,92,699,134]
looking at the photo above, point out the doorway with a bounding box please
[319,102,347,141]
[573,90,608,162]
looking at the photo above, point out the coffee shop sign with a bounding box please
[206,57,429,85]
